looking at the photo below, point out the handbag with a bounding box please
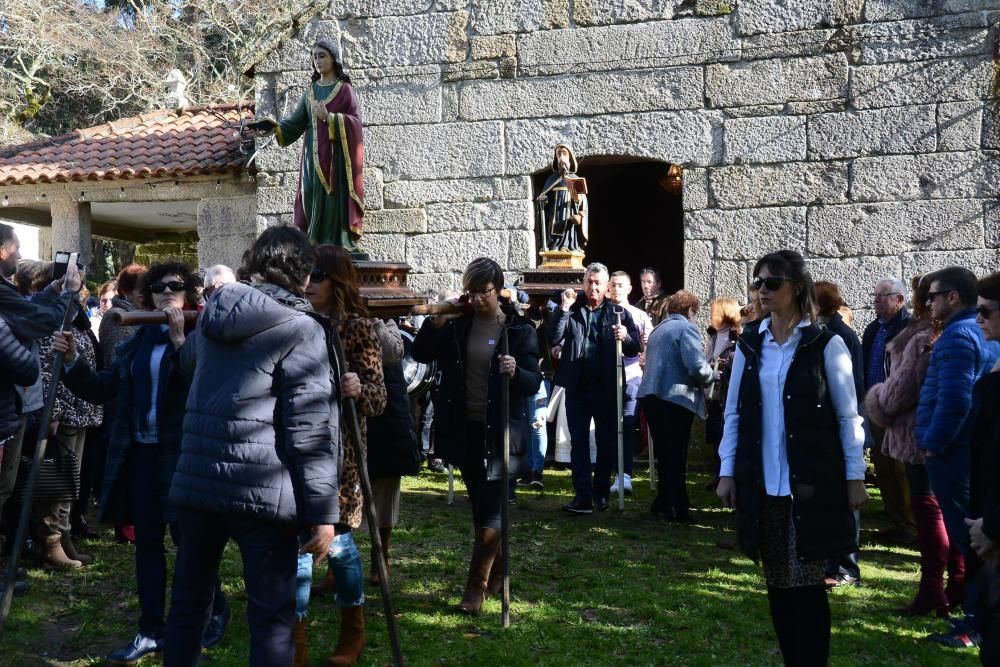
[13,438,80,505]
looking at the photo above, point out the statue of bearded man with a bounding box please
[536,143,588,254]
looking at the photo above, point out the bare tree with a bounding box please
[0,0,324,142]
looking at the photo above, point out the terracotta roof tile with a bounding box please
[0,104,254,186]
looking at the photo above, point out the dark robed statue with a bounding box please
[251,38,364,250]
[536,143,588,254]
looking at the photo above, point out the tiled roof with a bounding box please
[0,104,254,186]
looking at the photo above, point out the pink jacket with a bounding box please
[865,319,935,465]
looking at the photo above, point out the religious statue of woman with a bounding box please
[250,39,364,250]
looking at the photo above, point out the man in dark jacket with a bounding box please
[0,223,81,551]
[549,262,639,514]
[164,227,339,667]
[0,315,38,598]
[917,266,1000,648]
[863,276,915,541]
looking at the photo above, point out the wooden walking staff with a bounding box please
[613,306,626,512]
[499,321,512,628]
[0,292,78,638]
[328,324,405,666]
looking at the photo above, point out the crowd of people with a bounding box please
[1,217,1000,666]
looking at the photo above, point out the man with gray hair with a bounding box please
[201,264,236,300]
[549,262,639,514]
[862,275,914,541]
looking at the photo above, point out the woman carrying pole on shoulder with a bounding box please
[53,261,229,665]
[410,257,541,615]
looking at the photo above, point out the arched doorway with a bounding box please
[531,157,684,294]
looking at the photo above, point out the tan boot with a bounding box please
[370,527,391,586]
[312,564,336,596]
[42,534,81,569]
[457,527,501,615]
[485,547,503,598]
[293,618,309,667]
[327,606,365,666]
[61,532,92,565]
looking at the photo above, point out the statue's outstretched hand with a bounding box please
[246,119,276,135]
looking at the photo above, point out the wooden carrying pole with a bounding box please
[110,310,199,327]
[613,306,625,512]
[499,323,512,629]
[0,296,78,637]
[328,326,404,666]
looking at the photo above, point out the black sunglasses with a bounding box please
[309,268,328,283]
[977,305,1000,318]
[752,276,788,291]
[925,290,954,303]
[149,281,186,294]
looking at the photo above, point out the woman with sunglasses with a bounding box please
[294,245,386,667]
[53,262,229,664]
[411,257,541,615]
[716,250,867,666]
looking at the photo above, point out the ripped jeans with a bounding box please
[296,529,365,620]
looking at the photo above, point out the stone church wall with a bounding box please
[254,0,1000,324]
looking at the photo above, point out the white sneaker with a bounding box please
[610,475,621,494]
[623,474,633,495]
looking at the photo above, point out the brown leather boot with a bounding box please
[370,527,391,586]
[42,534,81,569]
[327,606,365,666]
[485,546,503,598]
[293,618,309,667]
[457,527,501,614]
[312,564,336,596]
[61,532,92,565]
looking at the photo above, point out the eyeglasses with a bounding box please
[465,286,496,300]
[752,276,788,291]
[309,268,328,284]
[925,290,955,303]
[977,305,1000,318]
[149,281,186,294]
[870,291,900,300]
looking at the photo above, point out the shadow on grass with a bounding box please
[2,468,979,667]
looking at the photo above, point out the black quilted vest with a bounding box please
[733,321,857,563]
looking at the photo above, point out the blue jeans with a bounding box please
[527,380,549,473]
[614,375,640,477]
[296,530,365,620]
[565,384,618,502]
[925,445,977,619]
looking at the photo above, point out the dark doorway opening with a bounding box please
[531,157,684,294]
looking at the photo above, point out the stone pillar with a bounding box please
[37,227,52,262]
[196,196,259,269]
[49,199,92,267]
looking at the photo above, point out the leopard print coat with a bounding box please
[337,315,386,529]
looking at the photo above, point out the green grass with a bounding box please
[2,461,979,666]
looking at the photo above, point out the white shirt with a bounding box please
[718,318,866,496]
[617,302,652,381]
[136,326,169,444]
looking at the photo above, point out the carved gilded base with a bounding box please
[539,249,585,269]
[354,261,426,318]
[518,265,585,308]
